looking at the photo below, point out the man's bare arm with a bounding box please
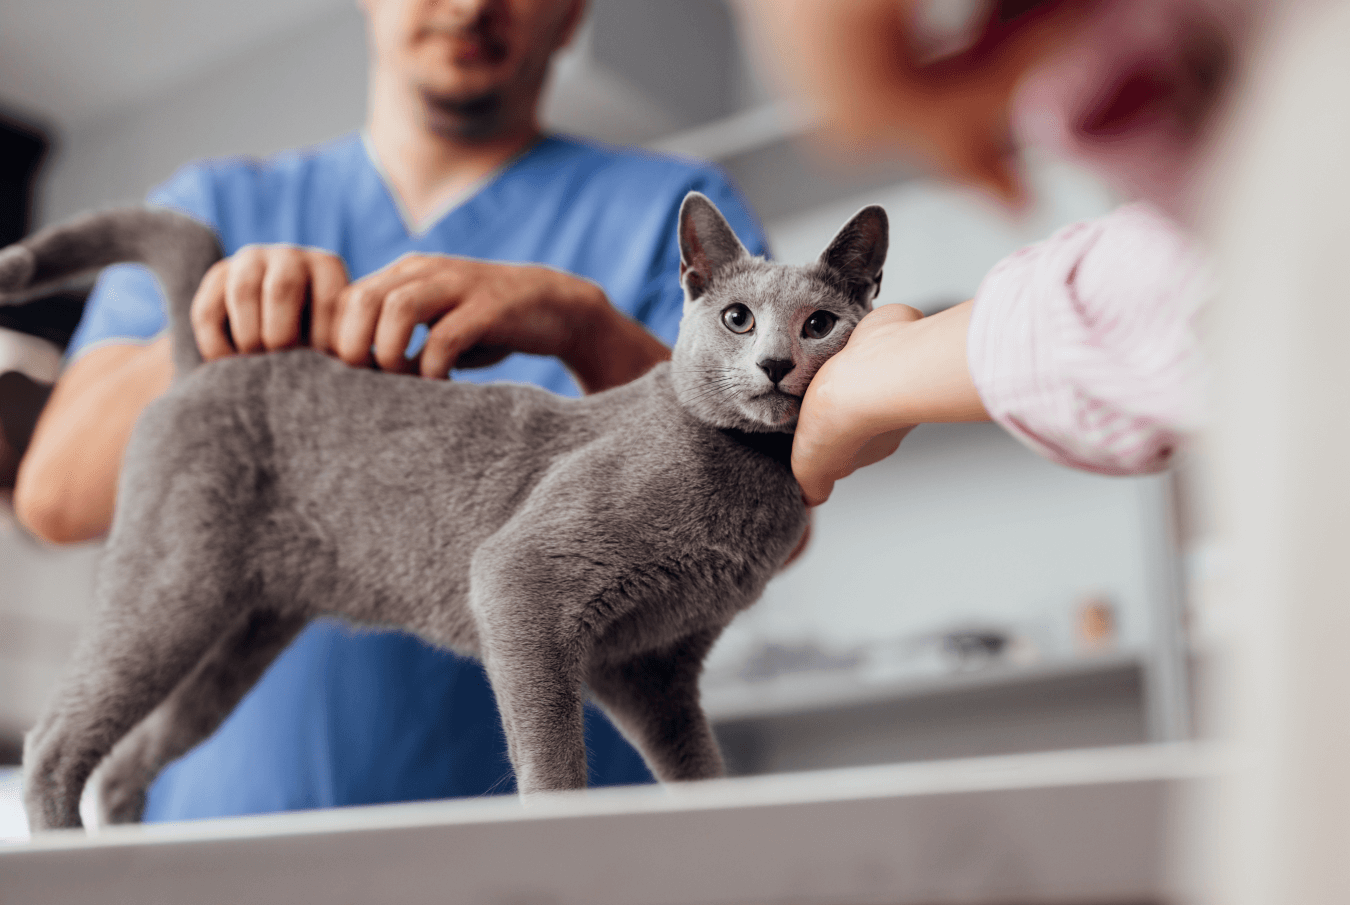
[14,336,172,543]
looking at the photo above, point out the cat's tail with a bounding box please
[0,207,222,376]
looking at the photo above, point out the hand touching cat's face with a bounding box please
[670,194,888,433]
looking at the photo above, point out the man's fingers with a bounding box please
[191,246,351,361]
[223,247,266,354]
[372,280,452,374]
[420,304,493,379]
[259,248,309,351]
[335,257,460,368]
[308,254,349,354]
[333,282,384,367]
[190,261,233,361]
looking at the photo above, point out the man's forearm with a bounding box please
[14,337,172,543]
[563,286,671,395]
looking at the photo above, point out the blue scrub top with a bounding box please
[70,132,769,820]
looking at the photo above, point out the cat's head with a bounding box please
[670,192,888,433]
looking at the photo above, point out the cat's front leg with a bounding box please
[469,582,589,797]
[587,628,726,783]
[480,630,589,795]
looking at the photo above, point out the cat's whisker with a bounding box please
[686,380,741,405]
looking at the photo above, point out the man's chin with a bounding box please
[418,87,505,140]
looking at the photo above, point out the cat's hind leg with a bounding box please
[25,495,256,828]
[91,609,307,825]
[586,629,726,783]
[23,591,243,831]
[24,381,278,830]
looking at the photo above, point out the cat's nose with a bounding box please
[758,358,795,386]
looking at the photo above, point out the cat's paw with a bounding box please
[91,761,149,826]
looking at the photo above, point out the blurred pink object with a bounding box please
[968,202,1208,474]
[1013,0,1246,218]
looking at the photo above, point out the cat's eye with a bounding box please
[721,304,755,334]
[802,310,837,339]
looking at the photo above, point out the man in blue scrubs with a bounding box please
[15,0,768,819]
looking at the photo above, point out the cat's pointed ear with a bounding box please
[818,205,888,307]
[679,192,748,300]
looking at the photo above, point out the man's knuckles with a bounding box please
[384,285,424,319]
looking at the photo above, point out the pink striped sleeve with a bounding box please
[967,203,1209,475]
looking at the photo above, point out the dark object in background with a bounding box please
[0,112,87,491]
[0,113,46,250]
[0,728,20,766]
[941,628,1010,669]
[0,370,52,487]
[0,287,86,349]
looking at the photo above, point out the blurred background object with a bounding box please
[0,0,1193,789]
[0,113,88,492]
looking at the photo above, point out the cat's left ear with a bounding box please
[679,192,749,301]
[818,205,888,307]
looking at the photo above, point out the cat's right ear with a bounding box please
[679,192,747,300]
[818,205,888,307]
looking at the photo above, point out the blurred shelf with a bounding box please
[704,651,1144,722]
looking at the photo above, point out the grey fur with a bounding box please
[2,193,887,830]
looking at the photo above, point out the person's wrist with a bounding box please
[558,276,669,394]
[868,318,930,431]
[556,275,612,384]
[868,301,985,427]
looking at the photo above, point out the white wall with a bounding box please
[0,509,101,736]
[40,6,370,223]
[707,423,1165,681]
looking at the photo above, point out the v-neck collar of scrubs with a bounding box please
[359,129,549,239]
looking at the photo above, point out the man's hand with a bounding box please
[192,247,668,394]
[191,245,349,361]
[791,301,988,506]
[327,253,587,377]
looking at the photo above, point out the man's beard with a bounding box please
[419,88,507,141]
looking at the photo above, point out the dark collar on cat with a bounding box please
[718,427,795,468]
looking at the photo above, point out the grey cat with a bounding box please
[0,193,887,831]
